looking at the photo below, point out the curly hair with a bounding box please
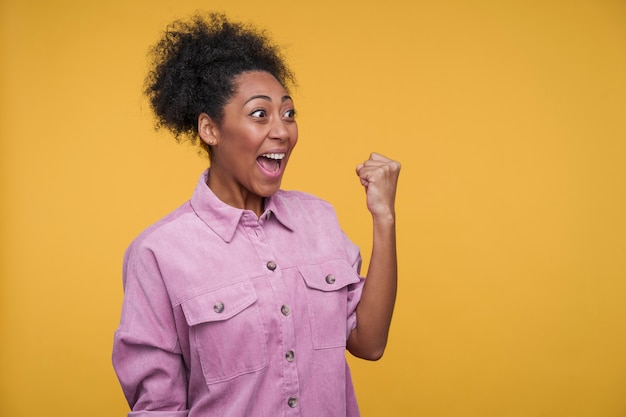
[144,12,295,156]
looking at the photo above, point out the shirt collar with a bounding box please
[263,190,295,232]
[190,169,295,243]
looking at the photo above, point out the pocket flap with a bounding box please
[181,281,258,326]
[298,259,361,292]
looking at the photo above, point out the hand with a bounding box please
[355,153,401,219]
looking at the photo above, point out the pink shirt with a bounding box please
[113,170,365,417]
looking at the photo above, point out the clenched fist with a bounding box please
[356,153,401,219]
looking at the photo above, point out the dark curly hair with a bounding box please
[144,12,295,156]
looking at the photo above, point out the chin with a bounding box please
[257,182,282,197]
[261,187,281,197]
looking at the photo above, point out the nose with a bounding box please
[269,117,290,141]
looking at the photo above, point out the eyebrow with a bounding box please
[244,95,293,104]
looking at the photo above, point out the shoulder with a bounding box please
[272,189,340,223]
[272,190,361,268]
[273,189,334,211]
[125,201,194,258]
[273,189,346,233]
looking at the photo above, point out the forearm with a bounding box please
[347,214,397,360]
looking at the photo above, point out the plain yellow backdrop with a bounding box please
[1,0,625,416]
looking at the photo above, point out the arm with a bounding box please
[347,152,401,361]
[112,246,189,415]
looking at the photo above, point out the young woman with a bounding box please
[113,13,400,417]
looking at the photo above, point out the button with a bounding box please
[285,350,295,362]
[287,397,298,408]
[281,305,291,316]
[266,261,277,271]
[325,274,336,284]
[213,302,225,313]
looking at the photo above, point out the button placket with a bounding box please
[247,221,301,411]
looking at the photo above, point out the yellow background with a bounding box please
[1,0,625,416]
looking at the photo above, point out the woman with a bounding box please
[113,13,400,417]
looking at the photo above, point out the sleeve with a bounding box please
[343,231,365,339]
[112,242,189,416]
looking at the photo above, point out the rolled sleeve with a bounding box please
[128,411,189,417]
[112,242,188,414]
[113,331,188,413]
[346,277,365,336]
[344,232,365,338]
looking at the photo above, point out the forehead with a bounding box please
[231,71,289,100]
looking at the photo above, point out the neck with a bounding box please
[206,170,265,217]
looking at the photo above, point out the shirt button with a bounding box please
[213,302,225,313]
[285,350,295,362]
[281,305,291,316]
[287,397,298,408]
[266,261,277,271]
[325,274,336,284]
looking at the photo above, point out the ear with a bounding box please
[198,113,220,147]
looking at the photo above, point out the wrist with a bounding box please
[371,211,396,225]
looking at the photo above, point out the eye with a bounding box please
[250,109,267,118]
[283,109,296,119]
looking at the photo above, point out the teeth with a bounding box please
[262,153,285,160]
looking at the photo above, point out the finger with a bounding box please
[357,168,374,184]
[357,166,380,186]
[359,162,400,180]
[357,163,384,177]
[361,159,386,167]
[356,154,401,187]
[368,152,392,162]
[361,159,401,175]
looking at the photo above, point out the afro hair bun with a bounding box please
[144,12,294,154]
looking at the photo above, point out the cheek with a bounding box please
[290,125,299,145]
[233,130,262,153]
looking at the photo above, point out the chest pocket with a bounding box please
[298,259,361,349]
[181,280,268,385]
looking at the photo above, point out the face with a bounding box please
[199,71,298,212]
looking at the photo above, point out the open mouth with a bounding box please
[257,153,285,173]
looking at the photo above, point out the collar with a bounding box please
[190,169,295,242]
